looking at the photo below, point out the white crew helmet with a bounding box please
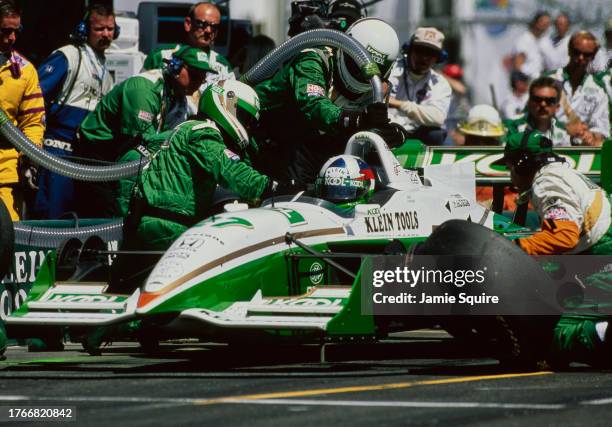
[198,80,260,150]
[336,18,400,95]
[458,104,505,138]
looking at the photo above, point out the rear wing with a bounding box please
[393,140,610,192]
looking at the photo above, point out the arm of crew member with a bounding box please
[290,52,342,134]
[515,218,581,255]
[18,70,45,147]
[120,85,161,140]
[37,51,69,104]
[193,138,270,202]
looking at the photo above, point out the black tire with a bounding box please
[416,220,560,366]
[0,198,15,280]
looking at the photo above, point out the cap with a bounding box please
[412,27,445,51]
[493,131,553,166]
[173,45,217,73]
[458,104,505,137]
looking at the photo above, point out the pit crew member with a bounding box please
[33,4,116,219]
[73,45,214,218]
[0,0,45,220]
[142,2,234,88]
[254,17,403,187]
[496,131,612,368]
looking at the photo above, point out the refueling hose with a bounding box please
[4,28,381,248]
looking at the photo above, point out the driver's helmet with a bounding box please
[198,80,260,150]
[315,154,376,208]
[336,18,400,95]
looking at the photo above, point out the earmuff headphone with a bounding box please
[402,37,449,65]
[71,8,120,44]
[163,49,187,78]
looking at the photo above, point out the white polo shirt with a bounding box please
[388,60,451,132]
[540,33,571,71]
[511,31,546,79]
[547,67,611,138]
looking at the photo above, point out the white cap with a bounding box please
[412,27,445,51]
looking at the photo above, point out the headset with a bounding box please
[71,7,120,44]
[402,36,449,65]
[163,49,188,78]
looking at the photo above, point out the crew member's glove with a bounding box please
[361,102,390,128]
[338,102,390,131]
[371,122,410,148]
[18,156,38,191]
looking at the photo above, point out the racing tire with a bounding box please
[0,197,15,281]
[415,220,560,367]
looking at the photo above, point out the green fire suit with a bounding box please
[254,48,364,185]
[75,69,190,217]
[119,119,269,251]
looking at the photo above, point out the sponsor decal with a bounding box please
[43,64,54,74]
[262,297,342,307]
[366,44,388,65]
[224,148,240,161]
[271,208,307,226]
[138,110,154,123]
[365,211,419,233]
[0,288,27,320]
[175,236,206,251]
[309,262,324,285]
[44,294,126,303]
[445,195,471,212]
[543,207,571,221]
[306,83,325,97]
[2,250,48,285]
[196,52,208,62]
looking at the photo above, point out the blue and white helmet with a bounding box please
[315,154,376,206]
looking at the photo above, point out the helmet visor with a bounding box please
[236,105,258,132]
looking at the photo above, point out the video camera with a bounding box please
[288,0,365,37]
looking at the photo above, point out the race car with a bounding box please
[3,131,539,352]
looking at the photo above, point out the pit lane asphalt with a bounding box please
[1,330,612,427]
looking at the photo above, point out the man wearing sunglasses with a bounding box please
[545,31,609,146]
[142,2,234,90]
[504,77,571,147]
[0,0,44,221]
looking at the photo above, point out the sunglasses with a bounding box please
[530,95,558,106]
[570,47,596,59]
[192,19,220,32]
[0,26,21,37]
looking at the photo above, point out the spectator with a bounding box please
[388,27,452,146]
[541,12,572,71]
[511,11,551,80]
[546,31,610,146]
[590,17,612,73]
[0,0,44,220]
[500,71,530,120]
[142,2,234,88]
[73,46,213,218]
[441,63,471,146]
[504,76,571,147]
[33,4,117,219]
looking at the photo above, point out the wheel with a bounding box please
[0,198,15,280]
[56,238,83,281]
